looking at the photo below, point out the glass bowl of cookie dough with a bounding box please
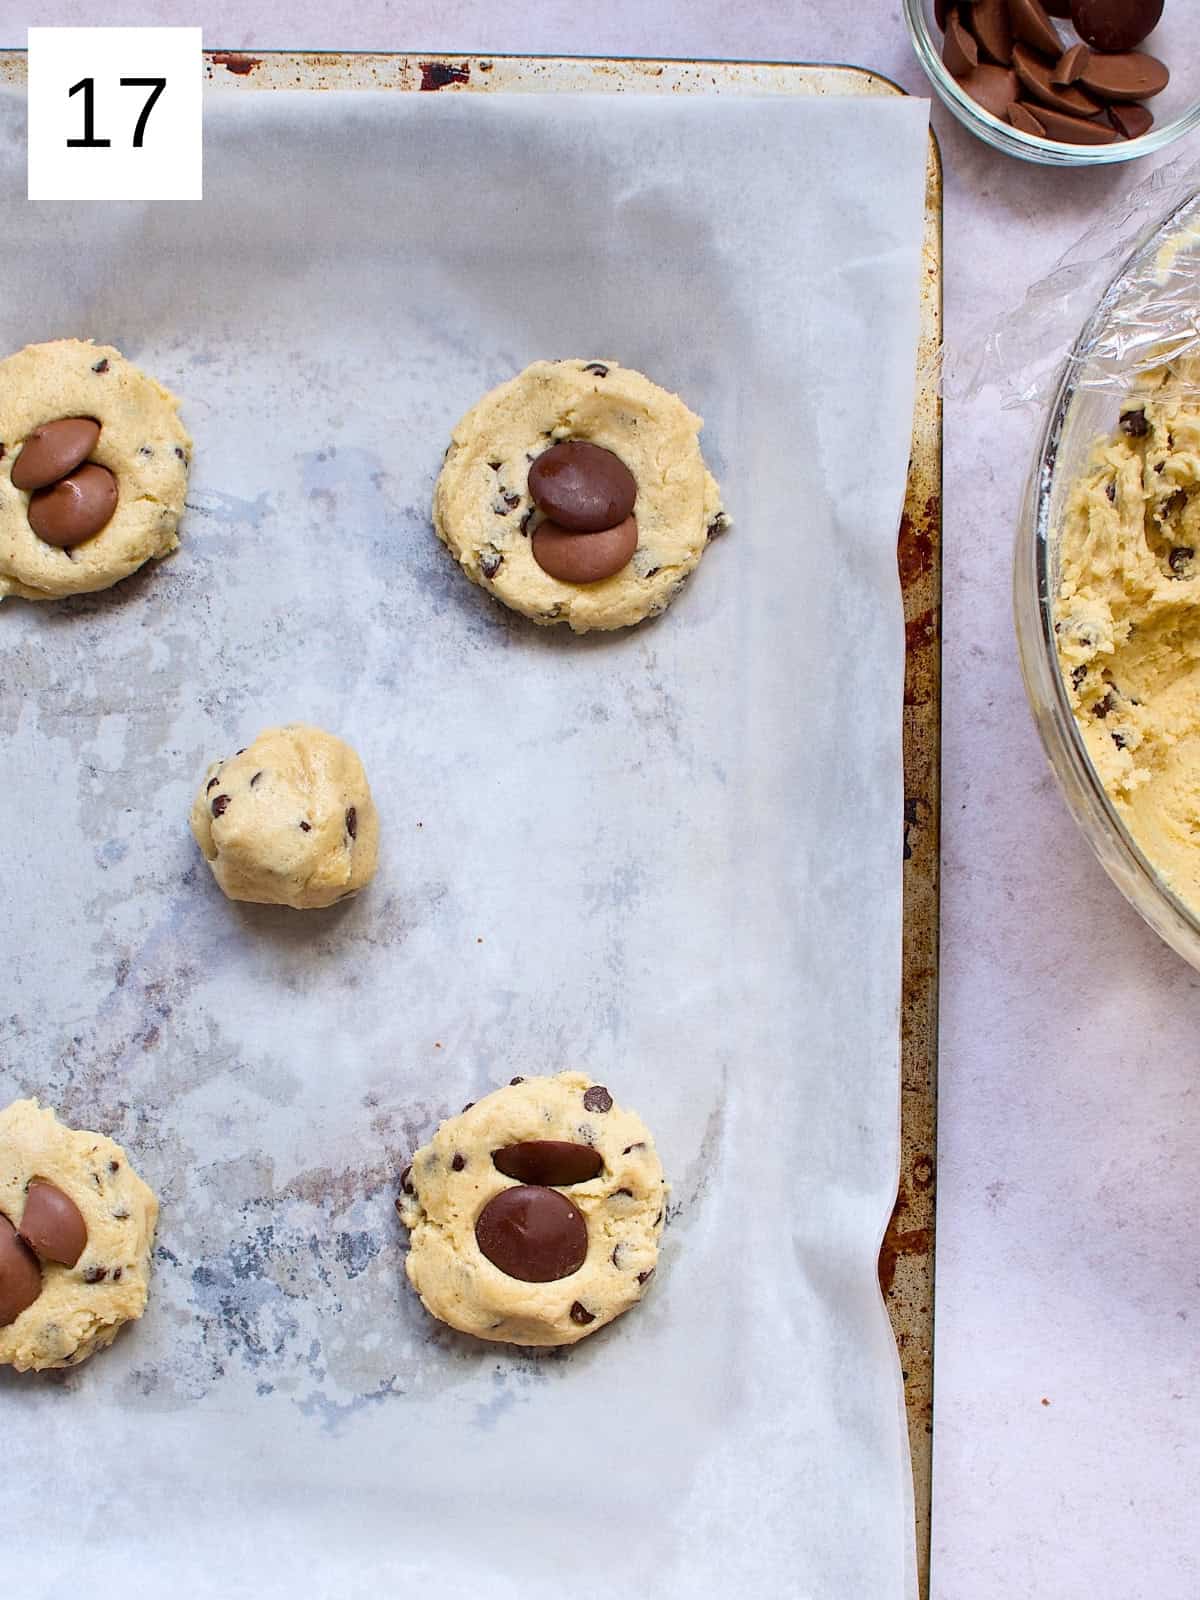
[1015,189,1200,968]
[903,0,1200,165]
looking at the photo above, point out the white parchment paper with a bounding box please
[0,87,928,1599]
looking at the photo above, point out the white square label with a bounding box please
[28,27,202,201]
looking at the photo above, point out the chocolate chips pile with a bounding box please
[526,440,639,584]
[0,1180,89,1326]
[11,416,119,547]
[935,0,1169,145]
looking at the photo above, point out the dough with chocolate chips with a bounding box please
[398,1072,667,1346]
[0,339,189,601]
[1055,360,1200,910]
[433,359,726,633]
[190,723,379,910]
[0,1100,158,1372]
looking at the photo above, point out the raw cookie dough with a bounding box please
[1056,359,1200,909]
[398,1072,667,1346]
[433,359,726,633]
[0,339,190,601]
[0,1100,158,1372]
[190,723,380,910]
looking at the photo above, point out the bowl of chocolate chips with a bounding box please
[904,0,1200,163]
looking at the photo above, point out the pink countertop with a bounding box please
[14,3,1200,1594]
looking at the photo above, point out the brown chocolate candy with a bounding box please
[1032,104,1122,140]
[11,417,100,491]
[1052,42,1091,83]
[19,1179,88,1267]
[474,1185,588,1282]
[1070,0,1163,52]
[956,63,1021,117]
[1013,44,1103,113]
[582,1084,613,1112]
[1078,50,1169,102]
[492,1141,604,1186]
[0,1214,42,1326]
[527,441,637,532]
[944,11,980,76]
[27,463,118,548]
[1009,0,1064,57]
[1008,101,1048,134]
[970,0,1015,64]
[532,514,638,585]
[1108,100,1154,137]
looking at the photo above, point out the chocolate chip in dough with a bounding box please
[492,1141,604,1186]
[0,1215,42,1326]
[479,548,503,579]
[345,806,358,839]
[582,363,609,377]
[532,515,638,585]
[474,1185,588,1282]
[1070,0,1163,52]
[400,1165,415,1196]
[18,1180,88,1267]
[569,1300,596,1324]
[298,820,312,832]
[955,64,1021,117]
[82,1266,108,1283]
[27,463,118,548]
[582,1085,613,1113]
[451,1153,466,1172]
[509,1076,525,1085]
[637,1268,655,1285]
[1120,408,1149,436]
[1169,546,1194,576]
[1008,0,1063,58]
[1078,50,1169,102]
[91,358,109,374]
[211,793,231,817]
[10,417,100,492]
[527,440,637,532]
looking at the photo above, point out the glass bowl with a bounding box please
[903,0,1200,165]
[1015,190,1200,968]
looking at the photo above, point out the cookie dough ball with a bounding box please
[0,1100,158,1372]
[190,723,379,910]
[434,359,726,633]
[398,1072,667,1346]
[0,339,190,601]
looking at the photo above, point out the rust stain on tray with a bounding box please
[210,52,261,76]
[419,61,470,91]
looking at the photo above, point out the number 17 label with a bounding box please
[28,28,202,200]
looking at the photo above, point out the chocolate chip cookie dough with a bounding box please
[0,1100,158,1372]
[398,1073,667,1346]
[1056,360,1200,908]
[434,359,726,632]
[0,339,190,601]
[190,723,379,910]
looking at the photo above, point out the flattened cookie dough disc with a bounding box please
[433,359,726,633]
[398,1072,667,1346]
[0,339,190,601]
[0,1100,159,1372]
[190,723,380,910]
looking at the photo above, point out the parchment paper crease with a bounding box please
[0,87,928,1600]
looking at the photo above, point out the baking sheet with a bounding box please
[0,86,930,1598]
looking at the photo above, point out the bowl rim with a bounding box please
[1017,189,1200,963]
[902,0,1200,165]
